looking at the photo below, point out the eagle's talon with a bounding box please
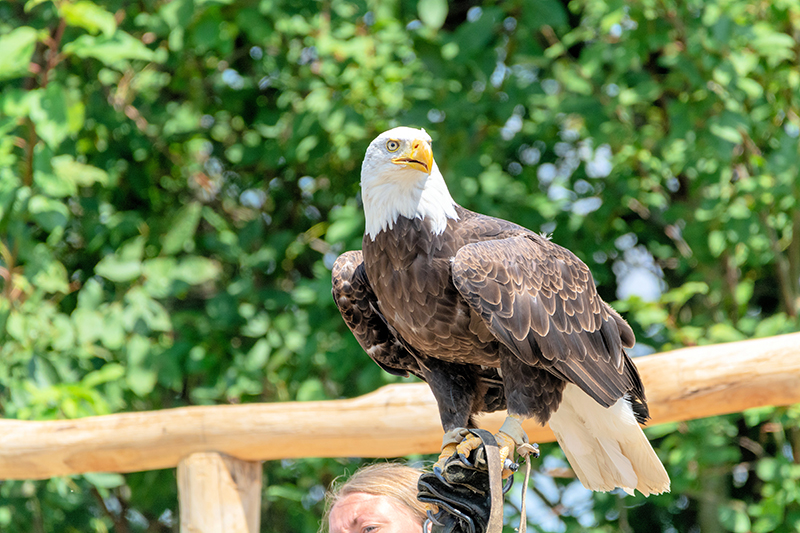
[433,438,461,473]
[495,429,524,478]
[457,452,473,467]
[426,509,444,527]
[454,434,482,463]
[432,465,447,484]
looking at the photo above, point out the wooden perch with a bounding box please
[178,452,261,533]
[1,332,799,480]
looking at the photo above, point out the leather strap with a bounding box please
[468,429,504,533]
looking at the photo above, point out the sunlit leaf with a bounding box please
[82,364,126,388]
[51,155,109,187]
[60,1,117,36]
[162,202,202,254]
[173,257,221,285]
[95,255,142,282]
[28,195,69,232]
[418,0,448,30]
[63,31,156,65]
[0,27,38,81]
[29,84,70,148]
[83,472,125,489]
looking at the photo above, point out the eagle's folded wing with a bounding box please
[332,250,423,379]
[451,233,645,417]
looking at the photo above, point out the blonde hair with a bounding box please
[321,463,427,532]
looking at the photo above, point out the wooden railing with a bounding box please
[1,332,799,532]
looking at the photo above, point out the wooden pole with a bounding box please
[0,332,799,480]
[177,453,261,533]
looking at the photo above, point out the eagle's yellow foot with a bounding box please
[452,430,520,478]
[494,431,518,477]
[496,415,529,477]
[433,442,457,472]
[433,419,530,479]
[454,433,484,465]
[433,428,471,473]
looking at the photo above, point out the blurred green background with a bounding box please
[1,0,799,531]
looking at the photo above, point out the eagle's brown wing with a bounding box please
[451,232,645,415]
[332,250,423,379]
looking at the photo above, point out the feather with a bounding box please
[550,299,569,331]
[497,287,515,319]
[549,385,670,496]
[529,296,550,337]
[508,295,532,342]
[481,279,502,306]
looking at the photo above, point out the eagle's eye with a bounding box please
[386,139,400,152]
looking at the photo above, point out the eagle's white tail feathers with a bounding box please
[548,384,670,496]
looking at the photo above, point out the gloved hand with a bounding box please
[417,429,516,533]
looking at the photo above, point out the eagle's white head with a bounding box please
[360,126,458,240]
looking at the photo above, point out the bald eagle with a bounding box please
[332,127,669,495]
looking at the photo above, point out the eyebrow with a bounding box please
[331,518,357,533]
[348,514,382,529]
[345,514,362,529]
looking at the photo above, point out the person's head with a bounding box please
[323,462,428,533]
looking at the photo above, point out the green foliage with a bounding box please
[0,0,798,531]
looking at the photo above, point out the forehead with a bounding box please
[376,126,431,143]
[328,492,414,532]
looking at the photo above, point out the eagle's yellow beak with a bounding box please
[391,139,433,174]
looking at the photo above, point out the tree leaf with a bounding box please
[72,308,107,345]
[709,122,742,144]
[51,154,109,187]
[29,84,70,148]
[162,201,202,254]
[142,257,178,298]
[24,0,51,11]
[95,239,144,283]
[418,0,448,30]
[123,288,172,332]
[28,195,69,232]
[83,472,125,489]
[60,1,117,37]
[34,146,76,198]
[173,257,221,285]
[523,0,568,29]
[82,363,126,388]
[63,31,156,65]
[0,27,38,81]
[32,258,69,294]
[750,23,795,64]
